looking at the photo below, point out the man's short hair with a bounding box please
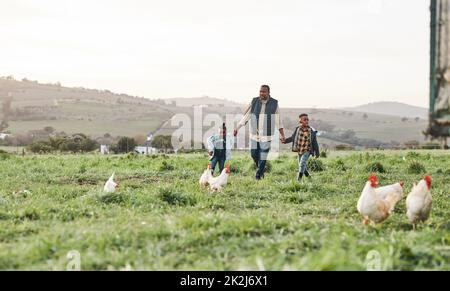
[261,85,270,93]
[299,113,309,119]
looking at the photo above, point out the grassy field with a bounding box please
[0,150,449,270]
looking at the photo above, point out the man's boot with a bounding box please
[297,172,303,182]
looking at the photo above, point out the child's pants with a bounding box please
[211,155,226,174]
[298,152,311,174]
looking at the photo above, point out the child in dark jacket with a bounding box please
[283,113,320,181]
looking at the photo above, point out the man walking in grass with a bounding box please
[283,113,320,182]
[234,85,285,180]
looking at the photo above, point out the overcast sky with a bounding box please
[0,0,430,108]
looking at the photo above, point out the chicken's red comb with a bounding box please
[368,175,378,187]
[400,181,405,188]
[424,176,432,189]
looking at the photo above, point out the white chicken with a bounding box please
[209,165,231,192]
[199,163,213,187]
[375,181,404,200]
[406,176,432,230]
[357,175,403,225]
[104,172,119,193]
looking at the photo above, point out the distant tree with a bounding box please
[28,141,53,154]
[362,113,368,120]
[79,138,98,152]
[151,135,173,152]
[401,117,409,122]
[49,137,66,150]
[60,141,79,153]
[415,117,420,122]
[114,137,137,153]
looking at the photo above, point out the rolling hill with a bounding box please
[344,101,428,119]
[0,78,430,147]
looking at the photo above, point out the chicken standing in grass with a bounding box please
[104,173,119,193]
[209,165,231,192]
[357,175,404,225]
[375,181,404,200]
[199,163,213,187]
[406,176,432,230]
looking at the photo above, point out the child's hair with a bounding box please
[299,113,309,118]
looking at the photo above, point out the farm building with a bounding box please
[0,133,11,140]
[135,146,158,155]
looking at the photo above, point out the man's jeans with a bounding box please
[210,155,226,175]
[251,140,271,179]
[298,151,311,174]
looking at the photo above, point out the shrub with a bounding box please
[406,151,420,159]
[365,162,385,173]
[158,188,196,206]
[28,136,98,154]
[159,160,174,172]
[331,159,347,172]
[229,165,240,174]
[28,141,53,154]
[308,158,325,172]
[282,181,303,193]
[98,192,128,205]
[0,150,11,160]
[408,161,426,174]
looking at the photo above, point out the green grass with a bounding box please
[0,151,449,270]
